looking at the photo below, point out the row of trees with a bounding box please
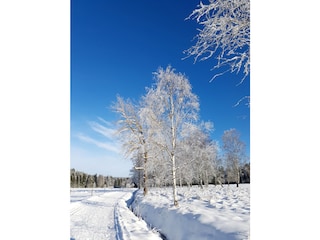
[128,127,249,188]
[112,66,248,206]
[70,169,132,188]
[131,162,250,189]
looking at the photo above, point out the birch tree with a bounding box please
[176,140,194,187]
[185,0,250,83]
[143,66,200,206]
[181,122,217,188]
[222,128,246,187]
[148,145,170,187]
[112,95,150,195]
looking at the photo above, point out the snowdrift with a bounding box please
[131,184,250,240]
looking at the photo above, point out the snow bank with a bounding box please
[131,184,250,240]
[114,190,162,240]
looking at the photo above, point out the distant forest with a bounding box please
[70,169,132,188]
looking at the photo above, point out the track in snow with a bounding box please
[70,188,162,240]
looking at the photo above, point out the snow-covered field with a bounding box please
[132,184,250,240]
[70,184,250,240]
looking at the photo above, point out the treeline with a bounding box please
[70,169,132,188]
[131,162,250,189]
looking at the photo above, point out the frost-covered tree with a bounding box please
[176,140,194,187]
[112,96,150,195]
[202,140,219,186]
[185,0,250,83]
[222,128,246,187]
[143,66,200,206]
[147,144,170,187]
[129,151,145,188]
[180,121,217,188]
[214,157,225,186]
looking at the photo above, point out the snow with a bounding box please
[132,184,250,240]
[70,188,162,240]
[70,184,250,240]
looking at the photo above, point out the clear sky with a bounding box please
[71,0,250,177]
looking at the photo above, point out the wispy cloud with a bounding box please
[77,133,120,153]
[236,115,248,120]
[88,120,116,140]
[77,118,121,154]
[96,117,113,127]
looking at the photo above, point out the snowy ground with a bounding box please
[70,184,250,240]
[132,184,250,240]
[70,188,162,240]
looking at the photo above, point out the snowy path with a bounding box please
[70,188,162,240]
[70,190,125,239]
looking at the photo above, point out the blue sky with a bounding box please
[71,0,250,177]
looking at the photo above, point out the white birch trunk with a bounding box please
[170,94,178,206]
[172,154,178,206]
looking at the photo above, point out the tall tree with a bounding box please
[143,66,200,206]
[180,121,217,188]
[185,0,250,84]
[112,96,150,195]
[222,128,246,187]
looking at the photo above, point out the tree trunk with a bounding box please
[172,154,178,206]
[179,169,182,187]
[205,170,208,187]
[199,176,203,189]
[143,151,148,195]
[236,169,240,188]
[170,94,178,207]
